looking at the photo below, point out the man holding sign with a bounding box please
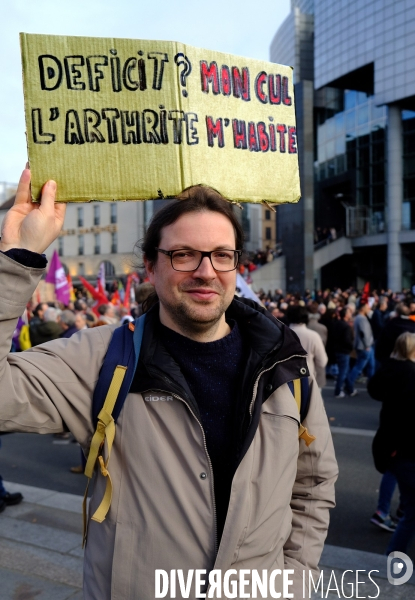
[0,169,337,599]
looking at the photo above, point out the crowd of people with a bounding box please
[238,244,283,279]
[314,226,339,245]
[10,280,156,353]
[256,284,415,555]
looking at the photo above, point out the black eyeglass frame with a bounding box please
[155,248,243,272]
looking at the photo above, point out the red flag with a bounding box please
[97,280,108,301]
[361,282,370,302]
[79,276,108,315]
[124,275,132,309]
[111,289,121,306]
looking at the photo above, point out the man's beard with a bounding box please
[160,279,232,336]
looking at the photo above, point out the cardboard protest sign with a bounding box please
[20,33,300,204]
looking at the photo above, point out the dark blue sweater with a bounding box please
[160,321,245,539]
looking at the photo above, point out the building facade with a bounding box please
[0,196,146,281]
[270,0,415,292]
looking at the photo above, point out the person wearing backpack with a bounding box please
[0,169,338,600]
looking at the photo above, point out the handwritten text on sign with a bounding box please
[21,34,300,203]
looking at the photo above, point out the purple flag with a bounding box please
[45,250,70,305]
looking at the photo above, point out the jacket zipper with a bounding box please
[249,354,308,419]
[142,386,218,554]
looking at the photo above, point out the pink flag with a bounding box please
[45,250,70,305]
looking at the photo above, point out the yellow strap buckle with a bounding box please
[82,365,127,547]
[298,424,316,447]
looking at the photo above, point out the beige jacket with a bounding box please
[0,253,338,599]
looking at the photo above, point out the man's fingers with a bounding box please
[14,169,32,205]
[39,180,57,212]
[55,202,67,224]
[40,179,67,225]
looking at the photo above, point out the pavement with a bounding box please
[1,480,415,600]
[0,481,83,600]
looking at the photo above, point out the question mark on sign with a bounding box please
[174,53,192,97]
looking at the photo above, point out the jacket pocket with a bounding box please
[261,413,300,426]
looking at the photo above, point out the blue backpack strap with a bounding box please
[287,377,310,423]
[287,377,315,446]
[92,314,146,425]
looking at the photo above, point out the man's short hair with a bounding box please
[339,307,350,320]
[395,302,410,316]
[140,184,244,267]
[286,305,309,325]
[61,309,76,327]
[98,304,110,316]
[43,307,60,323]
[33,302,47,317]
[308,301,319,314]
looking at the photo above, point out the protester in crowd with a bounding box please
[29,302,49,329]
[331,306,354,397]
[27,302,48,347]
[368,332,415,553]
[29,306,62,346]
[0,172,337,599]
[346,299,375,395]
[119,306,134,325]
[371,296,390,342]
[287,304,328,388]
[320,308,338,379]
[74,312,88,331]
[60,309,78,338]
[376,302,415,364]
[91,303,118,327]
[271,305,288,324]
[307,301,328,344]
[307,302,328,387]
[74,299,96,325]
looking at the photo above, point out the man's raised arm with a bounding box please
[0,170,109,446]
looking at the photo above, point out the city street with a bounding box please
[1,381,413,563]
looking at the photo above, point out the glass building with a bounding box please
[270,0,415,292]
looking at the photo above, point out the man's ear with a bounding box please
[143,257,156,285]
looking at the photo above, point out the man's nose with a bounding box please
[192,256,217,278]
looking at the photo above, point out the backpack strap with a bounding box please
[287,377,316,447]
[82,315,146,546]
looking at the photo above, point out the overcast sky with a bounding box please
[0,0,290,184]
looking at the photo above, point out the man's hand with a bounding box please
[0,169,66,255]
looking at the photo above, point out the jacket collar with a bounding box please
[135,297,307,396]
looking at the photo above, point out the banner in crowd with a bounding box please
[21,33,300,205]
[45,249,70,305]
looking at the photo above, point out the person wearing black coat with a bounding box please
[375,303,415,363]
[368,331,415,554]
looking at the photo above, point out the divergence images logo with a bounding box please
[387,551,413,586]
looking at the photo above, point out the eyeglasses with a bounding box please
[155,248,242,272]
